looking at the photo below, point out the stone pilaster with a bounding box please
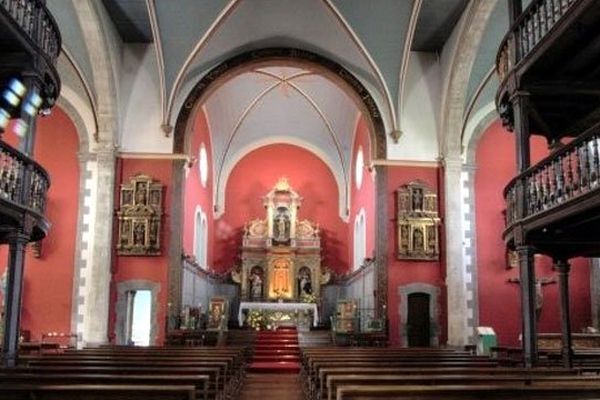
[444,156,470,346]
[591,259,600,329]
[81,144,116,345]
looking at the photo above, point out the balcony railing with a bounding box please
[504,123,600,227]
[0,0,61,64]
[497,0,578,81]
[0,140,49,216]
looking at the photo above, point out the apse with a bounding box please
[181,62,377,277]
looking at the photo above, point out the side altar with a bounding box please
[232,178,329,327]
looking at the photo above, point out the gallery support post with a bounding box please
[2,230,30,367]
[555,259,573,368]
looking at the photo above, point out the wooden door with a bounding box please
[407,292,431,347]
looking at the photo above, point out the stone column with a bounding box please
[555,259,573,368]
[444,157,469,346]
[82,145,116,345]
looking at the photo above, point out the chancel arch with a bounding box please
[172,48,387,320]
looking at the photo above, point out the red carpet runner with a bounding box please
[248,327,300,373]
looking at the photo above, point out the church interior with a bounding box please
[2,0,600,398]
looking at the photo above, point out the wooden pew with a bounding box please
[327,374,600,400]
[0,373,209,400]
[313,366,579,400]
[335,383,600,400]
[23,360,231,397]
[0,383,196,400]
[2,365,221,400]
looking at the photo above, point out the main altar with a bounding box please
[232,178,326,328]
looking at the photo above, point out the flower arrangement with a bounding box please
[247,310,269,330]
[300,293,318,303]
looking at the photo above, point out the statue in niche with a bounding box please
[273,208,290,243]
[272,258,291,298]
[133,222,145,246]
[249,267,264,300]
[412,188,423,211]
[135,182,147,205]
[413,227,424,252]
[298,267,312,297]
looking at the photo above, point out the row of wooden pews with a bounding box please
[0,345,247,400]
[300,346,600,400]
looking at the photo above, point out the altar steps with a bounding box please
[248,327,300,373]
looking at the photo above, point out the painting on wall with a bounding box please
[116,174,163,256]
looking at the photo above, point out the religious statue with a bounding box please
[507,275,557,319]
[272,258,291,298]
[249,267,263,300]
[298,267,312,297]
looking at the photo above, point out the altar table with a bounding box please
[238,301,319,327]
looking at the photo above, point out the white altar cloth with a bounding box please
[238,301,319,327]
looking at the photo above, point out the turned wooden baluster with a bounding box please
[535,171,543,211]
[0,152,8,197]
[591,135,599,185]
[573,146,582,193]
[528,175,536,214]
[555,155,564,203]
[581,143,590,190]
[541,167,549,208]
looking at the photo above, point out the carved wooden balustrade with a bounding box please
[497,0,577,81]
[0,0,60,62]
[0,139,49,218]
[504,124,600,230]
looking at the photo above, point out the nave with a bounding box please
[5,329,600,399]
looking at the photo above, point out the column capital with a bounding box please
[554,259,571,274]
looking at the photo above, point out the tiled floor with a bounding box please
[239,373,304,400]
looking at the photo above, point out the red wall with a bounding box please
[349,116,376,265]
[0,108,80,341]
[215,144,349,273]
[110,159,173,344]
[386,165,446,345]
[475,120,591,345]
[182,108,214,265]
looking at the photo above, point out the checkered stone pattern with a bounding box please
[73,159,98,348]
[461,166,479,344]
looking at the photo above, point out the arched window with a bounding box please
[198,143,208,188]
[355,146,364,190]
[194,207,208,268]
[353,208,366,271]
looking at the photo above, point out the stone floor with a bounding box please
[239,373,304,400]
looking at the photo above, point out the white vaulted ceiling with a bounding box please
[204,65,360,220]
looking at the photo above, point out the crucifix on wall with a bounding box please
[507,276,557,320]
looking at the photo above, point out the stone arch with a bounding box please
[398,283,441,347]
[168,48,390,318]
[172,48,386,161]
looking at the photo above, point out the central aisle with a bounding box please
[239,373,304,400]
[248,326,300,373]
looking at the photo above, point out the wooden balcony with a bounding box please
[503,123,600,258]
[0,139,50,243]
[496,0,600,144]
[0,0,61,109]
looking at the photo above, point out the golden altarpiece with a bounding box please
[397,180,441,260]
[116,174,163,256]
[236,178,322,301]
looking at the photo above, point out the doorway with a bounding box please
[126,290,152,346]
[407,292,431,347]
